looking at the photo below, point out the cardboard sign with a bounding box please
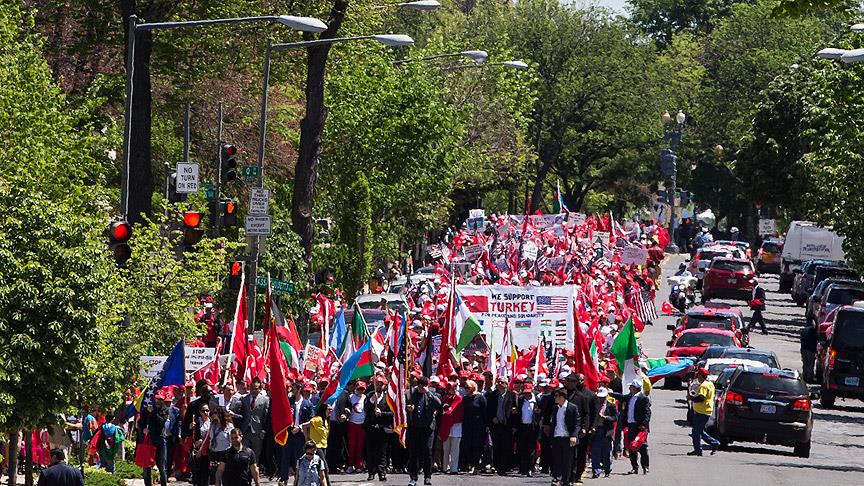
[468,209,486,219]
[758,219,776,236]
[463,244,484,261]
[594,231,610,248]
[140,347,217,379]
[304,345,324,373]
[571,212,586,226]
[621,247,648,266]
[522,241,539,261]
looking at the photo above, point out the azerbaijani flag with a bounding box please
[645,357,695,383]
[352,304,369,349]
[454,294,483,353]
[326,340,374,405]
[329,308,354,362]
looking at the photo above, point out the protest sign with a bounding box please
[463,244,484,261]
[140,347,217,379]
[621,247,648,266]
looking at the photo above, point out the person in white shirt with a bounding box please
[515,384,539,476]
[345,382,367,473]
[550,389,579,486]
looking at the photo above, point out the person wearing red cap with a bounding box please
[346,381,367,473]
[438,381,464,475]
[515,383,539,476]
[364,377,394,482]
[687,368,719,456]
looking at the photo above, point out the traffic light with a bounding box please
[660,148,677,177]
[220,198,237,227]
[108,220,132,265]
[221,143,237,183]
[182,210,204,250]
[228,261,243,290]
[167,172,187,203]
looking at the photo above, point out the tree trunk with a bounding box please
[23,431,32,486]
[8,430,20,486]
[121,0,160,224]
[529,163,551,213]
[292,0,350,276]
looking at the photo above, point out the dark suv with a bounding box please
[715,367,813,457]
[792,260,855,306]
[818,305,864,408]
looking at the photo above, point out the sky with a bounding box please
[576,0,629,15]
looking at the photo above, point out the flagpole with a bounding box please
[223,266,246,385]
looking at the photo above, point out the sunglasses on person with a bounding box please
[304,450,316,456]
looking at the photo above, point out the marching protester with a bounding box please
[215,428,260,486]
[406,376,442,486]
[590,387,618,478]
[459,380,487,474]
[190,403,211,486]
[485,376,516,476]
[437,380,463,476]
[366,377,395,481]
[612,380,651,475]
[515,382,539,477]
[549,389,580,486]
[241,377,271,473]
[294,441,327,486]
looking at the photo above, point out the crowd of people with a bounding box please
[19,212,676,486]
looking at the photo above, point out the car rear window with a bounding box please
[720,350,778,368]
[687,316,733,330]
[818,268,859,282]
[698,250,727,261]
[676,332,735,347]
[762,242,782,253]
[711,260,752,272]
[827,288,864,305]
[834,312,864,350]
[733,372,807,395]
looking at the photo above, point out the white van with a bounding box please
[779,221,846,292]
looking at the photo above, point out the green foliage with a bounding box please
[84,466,125,486]
[341,173,373,298]
[628,0,744,46]
[114,460,144,479]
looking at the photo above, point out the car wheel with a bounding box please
[820,392,835,409]
[794,441,811,458]
[718,437,730,450]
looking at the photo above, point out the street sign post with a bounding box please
[242,165,260,182]
[249,188,270,215]
[759,219,776,236]
[245,215,272,235]
[176,162,200,193]
[256,276,295,294]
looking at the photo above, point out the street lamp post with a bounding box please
[119,14,327,219]
[393,50,489,65]
[661,110,685,253]
[246,33,414,329]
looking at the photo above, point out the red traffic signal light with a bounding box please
[183,211,203,228]
[230,261,242,276]
[220,198,238,227]
[221,143,238,183]
[108,220,132,265]
[228,261,243,290]
[223,144,237,157]
[110,221,132,242]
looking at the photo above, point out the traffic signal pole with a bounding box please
[247,39,273,335]
[214,102,224,237]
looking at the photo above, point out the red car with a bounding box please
[667,305,747,344]
[666,328,742,358]
[702,258,756,302]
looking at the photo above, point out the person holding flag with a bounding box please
[610,380,651,475]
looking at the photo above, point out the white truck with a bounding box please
[778,221,846,292]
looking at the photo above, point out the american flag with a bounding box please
[427,244,443,259]
[535,252,549,272]
[630,288,658,323]
[536,295,570,313]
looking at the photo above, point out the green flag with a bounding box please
[610,317,639,371]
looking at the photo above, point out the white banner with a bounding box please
[139,347,217,379]
[455,285,575,352]
[621,247,648,266]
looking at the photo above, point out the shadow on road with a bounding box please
[722,444,796,457]
[813,411,864,425]
[743,461,864,473]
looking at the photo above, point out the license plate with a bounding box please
[759,404,776,414]
[845,376,860,386]
[727,278,737,284]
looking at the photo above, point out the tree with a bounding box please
[628,0,746,46]
[341,174,373,297]
[508,1,659,212]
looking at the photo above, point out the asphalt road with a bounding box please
[267,255,864,486]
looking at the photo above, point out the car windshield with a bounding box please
[676,333,734,347]
[833,312,864,350]
[827,288,864,305]
[733,373,807,395]
[686,315,733,330]
[357,300,404,311]
[818,268,858,283]
[711,260,751,272]
[715,369,736,389]
[708,363,739,375]
[762,242,782,253]
[698,251,727,261]
[720,350,778,368]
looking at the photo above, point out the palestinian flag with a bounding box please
[454,294,483,353]
[352,304,370,349]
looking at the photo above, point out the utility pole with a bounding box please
[214,102,224,237]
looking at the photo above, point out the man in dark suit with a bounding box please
[37,449,84,486]
[327,381,355,473]
[485,376,516,475]
[240,377,271,470]
[281,381,316,479]
[549,389,580,486]
[567,373,597,485]
[536,379,557,474]
[406,376,442,486]
[612,379,651,475]
[365,376,395,481]
[750,279,767,334]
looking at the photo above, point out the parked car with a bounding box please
[701,258,756,302]
[779,221,845,293]
[687,247,736,286]
[717,347,780,369]
[706,240,751,259]
[810,284,864,328]
[715,367,813,457]
[684,359,766,424]
[754,239,783,274]
[792,260,854,306]
[816,304,864,408]
[667,305,748,346]
[355,293,408,311]
[805,278,861,326]
[665,329,741,389]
